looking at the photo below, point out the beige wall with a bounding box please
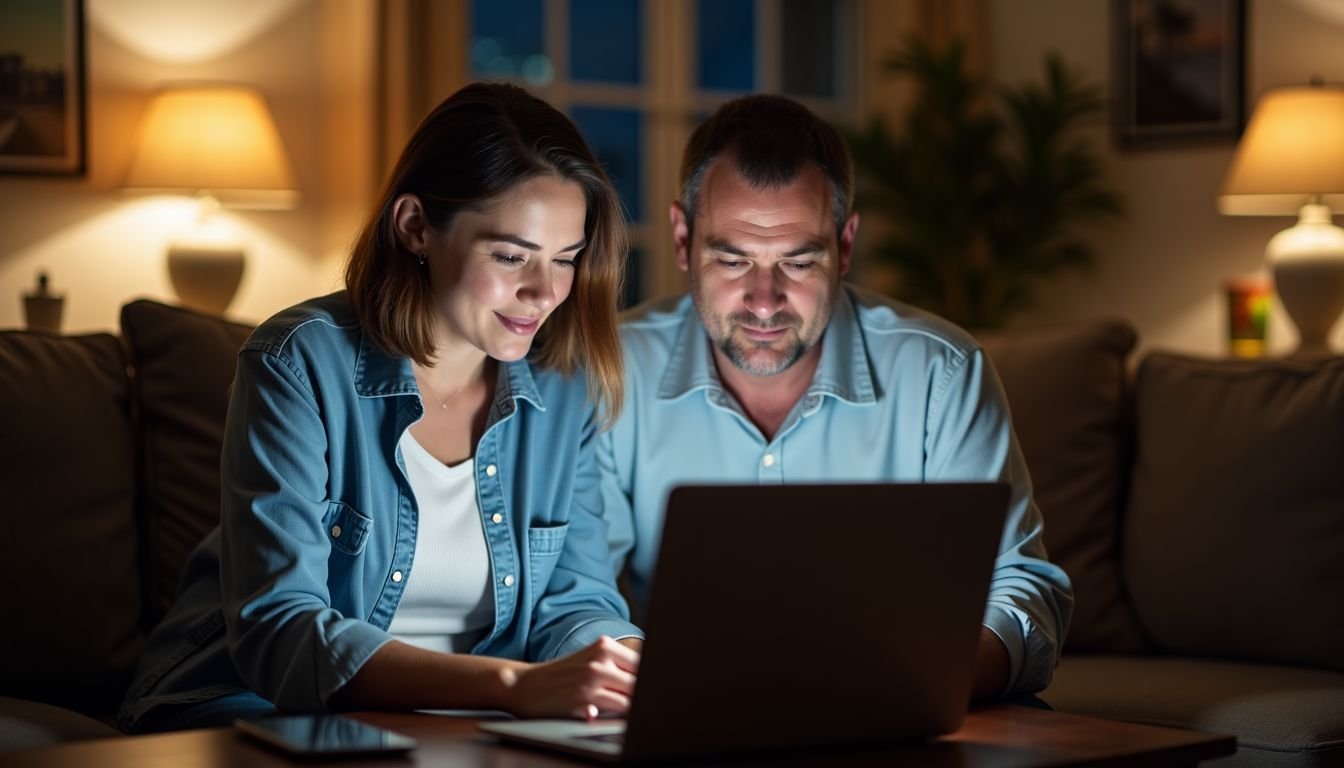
[8,0,1341,354]
[987,0,1344,355]
[0,0,364,332]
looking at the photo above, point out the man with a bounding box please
[597,94,1073,699]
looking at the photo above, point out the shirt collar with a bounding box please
[657,287,875,405]
[353,331,545,411]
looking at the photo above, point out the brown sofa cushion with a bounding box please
[1125,354,1344,671]
[1044,655,1344,757]
[979,321,1147,653]
[120,300,254,626]
[0,331,142,714]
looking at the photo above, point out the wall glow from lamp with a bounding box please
[124,85,298,314]
[90,0,305,64]
[1218,82,1344,356]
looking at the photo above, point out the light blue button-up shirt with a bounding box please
[119,293,639,730]
[598,285,1072,695]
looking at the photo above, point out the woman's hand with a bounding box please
[503,636,640,719]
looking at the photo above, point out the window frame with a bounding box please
[469,0,861,301]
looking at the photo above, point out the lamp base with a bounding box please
[1274,258,1344,356]
[1266,204,1344,357]
[167,243,245,315]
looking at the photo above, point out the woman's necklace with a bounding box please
[417,371,470,412]
[424,386,454,411]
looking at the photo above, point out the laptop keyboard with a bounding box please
[576,732,625,744]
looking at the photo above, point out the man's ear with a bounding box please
[391,194,430,255]
[670,201,691,272]
[838,211,859,277]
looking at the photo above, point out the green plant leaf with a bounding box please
[849,40,1123,328]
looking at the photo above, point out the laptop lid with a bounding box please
[481,482,1008,763]
[617,482,1009,761]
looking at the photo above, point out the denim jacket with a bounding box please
[118,293,639,730]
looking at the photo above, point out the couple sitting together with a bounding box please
[118,82,1073,733]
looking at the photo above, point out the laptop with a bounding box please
[480,482,1009,762]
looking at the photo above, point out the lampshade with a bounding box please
[124,84,298,315]
[124,84,298,209]
[1218,84,1344,216]
[1217,82,1344,357]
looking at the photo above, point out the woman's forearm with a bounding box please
[329,635,639,719]
[329,640,527,712]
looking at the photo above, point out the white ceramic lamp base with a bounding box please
[167,243,245,316]
[1266,204,1344,357]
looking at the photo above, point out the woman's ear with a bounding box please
[391,194,430,255]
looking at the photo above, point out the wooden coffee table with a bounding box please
[1,704,1233,767]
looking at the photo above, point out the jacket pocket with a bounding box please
[324,501,373,555]
[527,523,569,592]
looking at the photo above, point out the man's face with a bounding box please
[672,159,857,378]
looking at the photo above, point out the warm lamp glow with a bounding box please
[1219,82,1344,356]
[1218,85,1344,216]
[124,84,298,315]
[125,85,298,209]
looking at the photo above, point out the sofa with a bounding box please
[1,299,1342,765]
[0,299,252,749]
[979,322,1344,767]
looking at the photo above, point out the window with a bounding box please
[469,0,858,304]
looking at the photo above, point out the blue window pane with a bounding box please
[570,0,642,84]
[697,0,755,92]
[471,0,552,85]
[782,0,836,98]
[570,106,643,223]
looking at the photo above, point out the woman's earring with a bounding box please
[416,252,426,266]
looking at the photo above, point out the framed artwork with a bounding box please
[0,0,86,174]
[1113,0,1245,148]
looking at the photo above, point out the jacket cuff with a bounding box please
[981,604,1026,696]
[318,621,396,708]
[547,617,644,659]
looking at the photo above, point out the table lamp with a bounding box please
[1218,81,1344,357]
[123,85,298,314]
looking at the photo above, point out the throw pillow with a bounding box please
[0,331,142,714]
[1124,353,1344,671]
[978,321,1148,653]
[120,300,254,627]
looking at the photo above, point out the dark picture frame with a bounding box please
[1113,0,1245,148]
[0,0,86,174]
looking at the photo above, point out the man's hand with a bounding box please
[503,636,640,719]
[971,626,1009,701]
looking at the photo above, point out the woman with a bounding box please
[118,82,641,733]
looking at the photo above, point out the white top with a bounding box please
[388,430,495,654]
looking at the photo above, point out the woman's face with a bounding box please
[425,175,588,362]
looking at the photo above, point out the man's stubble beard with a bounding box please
[717,313,808,376]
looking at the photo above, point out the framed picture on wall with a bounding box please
[1113,0,1245,148]
[0,0,86,174]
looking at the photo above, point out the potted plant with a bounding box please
[849,38,1123,329]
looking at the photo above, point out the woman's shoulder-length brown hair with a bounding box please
[345,82,627,426]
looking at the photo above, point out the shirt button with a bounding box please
[502,574,515,588]
[762,453,776,467]
[330,525,342,538]
[491,513,503,524]
[391,570,403,583]
[485,464,498,477]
